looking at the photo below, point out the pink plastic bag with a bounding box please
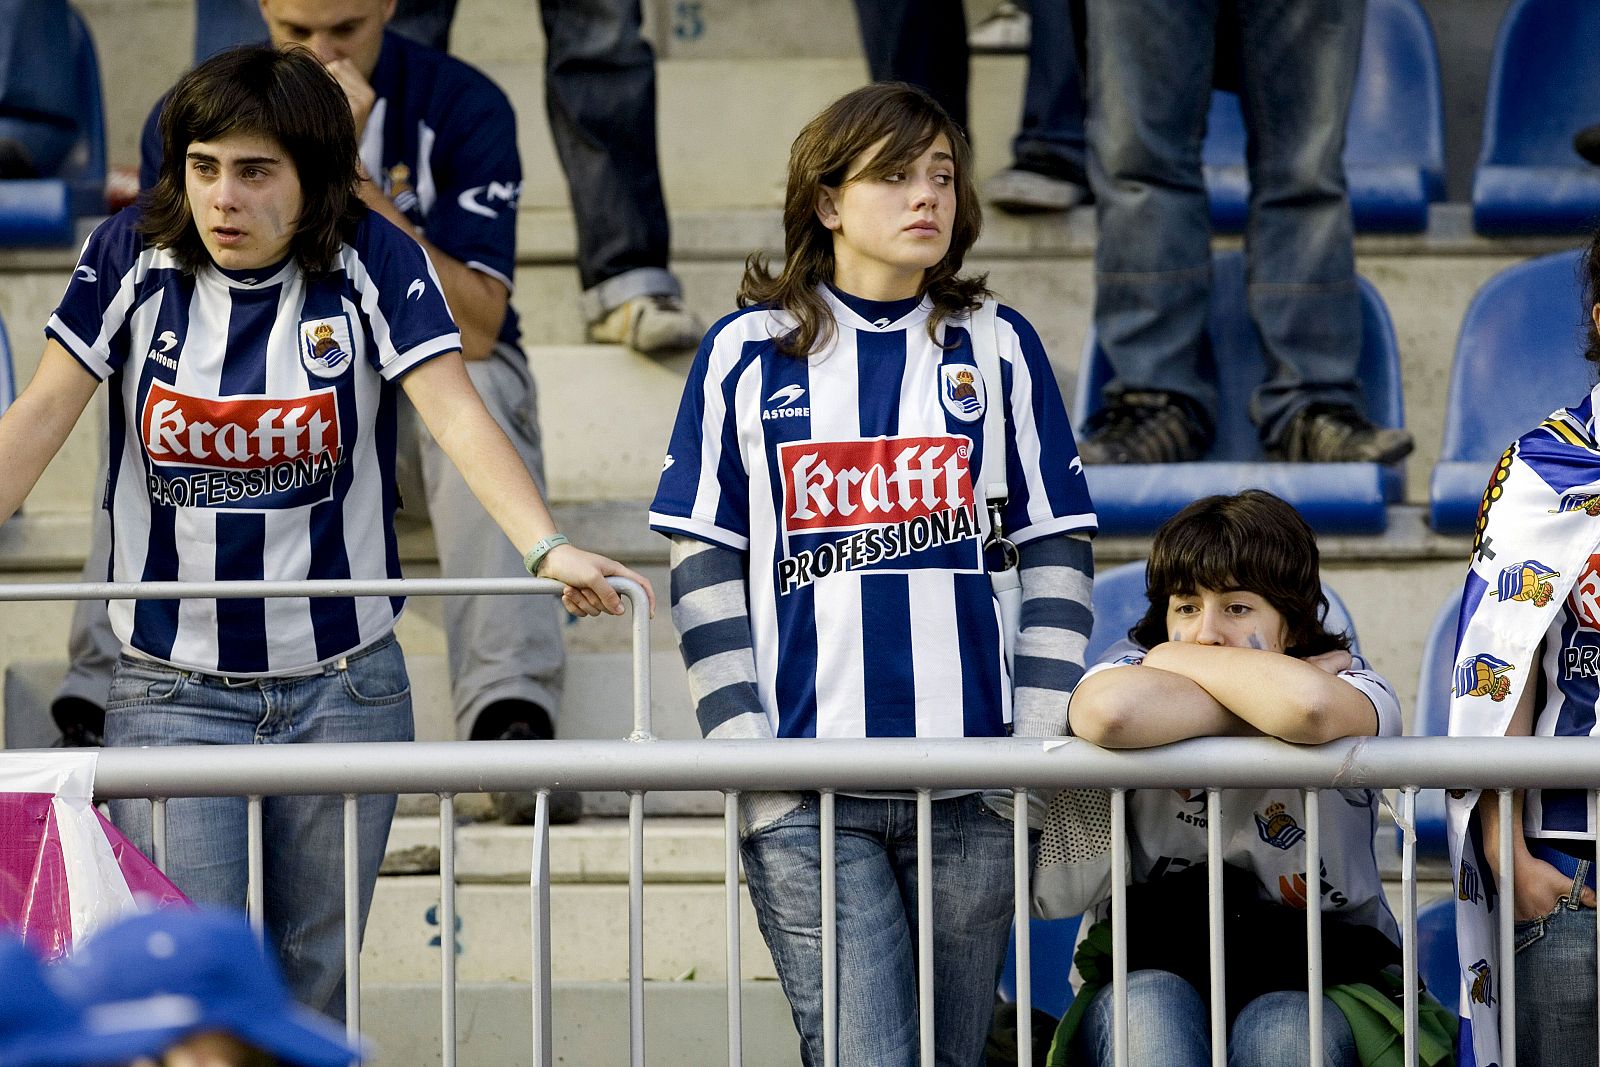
[0,752,188,960]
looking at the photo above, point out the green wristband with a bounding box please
[523,533,571,576]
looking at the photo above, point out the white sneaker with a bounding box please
[588,295,704,356]
[969,1,1030,53]
[984,167,1089,214]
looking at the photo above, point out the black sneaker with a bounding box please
[1267,403,1414,463]
[1079,391,1212,464]
[51,697,105,748]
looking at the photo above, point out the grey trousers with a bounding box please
[57,346,565,739]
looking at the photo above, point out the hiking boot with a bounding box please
[588,295,703,356]
[1079,391,1212,464]
[1267,403,1414,463]
[51,696,104,748]
[984,163,1090,214]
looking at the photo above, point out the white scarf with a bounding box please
[1448,380,1600,1066]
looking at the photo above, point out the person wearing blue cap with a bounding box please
[0,935,161,1067]
[48,909,366,1067]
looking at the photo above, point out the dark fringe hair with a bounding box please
[138,46,364,274]
[738,82,988,358]
[1583,225,1600,365]
[1130,490,1351,658]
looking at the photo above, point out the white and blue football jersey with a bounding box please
[47,206,459,675]
[141,30,524,350]
[650,290,1096,739]
[1525,566,1600,839]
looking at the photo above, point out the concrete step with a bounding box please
[360,980,801,1067]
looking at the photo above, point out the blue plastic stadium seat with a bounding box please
[0,313,13,415]
[1472,0,1600,235]
[1073,251,1407,536]
[0,7,105,246]
[1404,591,1460,865]
[998,914,1081,1020]
[1430,250,1595,534]
[1202,0,1444,234]
[1416,895,1460,1013]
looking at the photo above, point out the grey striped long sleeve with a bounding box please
[1011,532,1095,738]
[669,535,801,832]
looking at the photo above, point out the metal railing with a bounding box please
[2,578,1584,1065]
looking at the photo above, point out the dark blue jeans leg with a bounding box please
[1084,0,1218,420]
[1011,0,1087,182]
[539,0,674,309]
[1236,0,1365,441]
[848,0,969,134]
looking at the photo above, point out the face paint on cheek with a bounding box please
[1168,627,1188,644]
[1247,632,1266,651]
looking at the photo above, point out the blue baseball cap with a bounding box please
[51,909,368,1067]
[0,935,162,1067]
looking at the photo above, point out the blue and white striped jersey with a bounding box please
[1526,562,1600,839]
[650,290,1096,739]
[47,206,459,675]
[141,30,524,350]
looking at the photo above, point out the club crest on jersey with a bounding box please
[1468,959,1494,1007]
[939,363,985,423]
[300,315,354,379]
[1553,491,1600,517]
[1493,559,1558,607]
[775,435,979,593]
[1458,859,1481,904]
[1454,653,1513,700]
[1254,801,1305,850]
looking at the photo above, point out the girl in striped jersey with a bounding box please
[652,83,1096,1065]
[1066,492,1405,1066]
[0,47,651,1013]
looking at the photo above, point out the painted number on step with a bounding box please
[425,904,463,956]
[673,1,704,40]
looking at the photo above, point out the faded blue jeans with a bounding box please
[1513,857,1597,1067]
[1080,969,1356,1067]
[741,792,1021,1067]
[1012,0,1088,184]
[105,634,414,1018]
[1084,0,1366,443]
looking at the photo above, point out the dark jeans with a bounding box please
[849,0,969,134]
[1013,0,1087,182]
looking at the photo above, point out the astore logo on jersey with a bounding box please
[142,381,340,470]
[764,384,809,420]
[74,265,97,284]
[457,180,522,219]
[146,330,181,371]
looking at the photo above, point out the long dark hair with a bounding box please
[139,46,364,274]
[738,82,988,357]
[1583,225,1600,365]
[1130,490,1351,658]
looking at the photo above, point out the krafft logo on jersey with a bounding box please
[300,314,355,379]
[140,381,343,510]
[1570,553,1600,631]
[775,435,980,593]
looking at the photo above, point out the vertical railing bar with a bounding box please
[150,798,168,873]
[1110,788,1128,1067]
[725,791,743,1067]
[439,792,457,1067]
[630,585,653,740]
[821,791,838,1067]
[247,795,265,941]
[529,791,552,1067]
[343,794,361,1039]
[1206,788,1225,1067]
[1498,788,1516,1067]
[917,789,934,1067]
[1306,789,1323,1064]
[1401,788,1418,1067]
[1013,788,1031,1067]
[629,790,645,1067]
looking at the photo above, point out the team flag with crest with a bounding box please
[1448,385,1600,1066]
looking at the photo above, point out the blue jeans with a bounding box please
[741,792,1020,1067]
[104,635,414,1017]
[1084,0,1365,442]
[1012,0,1087,183]
[1513,861,1597,1067]
[193,0,677,316]
[1081,969,1356,1067]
